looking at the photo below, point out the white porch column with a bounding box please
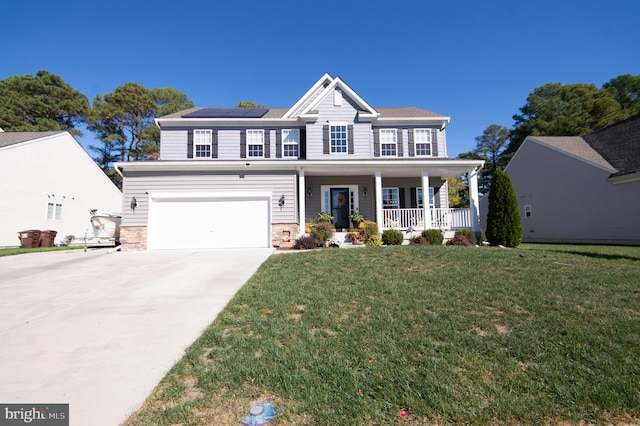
[468,168,481,240]
[298,169,306,236]
[422,169,432,229]
[375,170,383,231]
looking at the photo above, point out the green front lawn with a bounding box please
[125,244,640,425]
[0,246,84,257]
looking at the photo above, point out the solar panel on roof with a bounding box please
[182,108,269,118]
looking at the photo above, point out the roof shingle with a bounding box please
[0,131,64,148]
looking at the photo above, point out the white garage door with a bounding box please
[147,192,271,250]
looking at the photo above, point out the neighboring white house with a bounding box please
[116,73,484,250]
[483,114,640,245]
[0,131,123,247]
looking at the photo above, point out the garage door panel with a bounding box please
[148,196,270,250]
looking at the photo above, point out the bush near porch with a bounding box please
[125,244,640,426]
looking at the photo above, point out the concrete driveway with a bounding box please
[0,247,274,425]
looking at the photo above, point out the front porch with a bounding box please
[381,208,472,231]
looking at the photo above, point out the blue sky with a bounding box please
[1,0,638,157]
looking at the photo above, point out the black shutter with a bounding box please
[399,188,406,209]
[264,130,270,158]
[431,129,438,157]
[347,124,354,154]
[212,130,218,158]
[373,128,380,157]
[275,130,282,158]
[299,128,306,159]
[408,129,415,157]
[240,130,246,158]
[187,129,193,159]
[397,128,404,157]
[323,125,330,154]
[409,187,417,208]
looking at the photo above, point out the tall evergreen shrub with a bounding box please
[486,168,522,247]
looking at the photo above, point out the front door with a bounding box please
[331,188,350,229]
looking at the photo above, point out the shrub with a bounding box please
[312,221,334,245]
[422,229,444,245]
[361,220,379,240]
[382,229,404,245]
[455,229,477,245]
[486,168,522,247]
[447,234,472,246]
[293,235,318,249]
[409,236,429,245]
[365,234,383,247]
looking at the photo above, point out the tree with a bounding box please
[86,83,155,162]
[0,70,88,135]
[505,82,620,157]
[236,101,265,108]
[485,169,521,247]
[447,176,468,208]
[603,74,640,120]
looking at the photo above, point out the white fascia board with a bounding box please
[155,117,300,127]
[283,73,334,119]
[148,190,272,200]
[609,171,640,184]
[374,116,451,126]
[304,77,378,118]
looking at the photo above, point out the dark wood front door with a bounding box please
[331,188,350,229]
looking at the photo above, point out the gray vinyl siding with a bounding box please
[498,140,640,244]
[306,92,373,159]
[121,170,296,226]
[160,130,188,160]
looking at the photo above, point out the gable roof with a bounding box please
[529,136,615,171]
[0,131,65,148]
[583,114,640,178]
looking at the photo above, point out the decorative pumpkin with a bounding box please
[357,222,365,229]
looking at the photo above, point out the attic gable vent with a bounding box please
[334,89,342,106]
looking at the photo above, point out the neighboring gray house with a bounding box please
[116,74,484,250]
[494,114,640,245]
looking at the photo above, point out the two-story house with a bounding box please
[116,74,484,250]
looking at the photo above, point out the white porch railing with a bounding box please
[382,208,471,230]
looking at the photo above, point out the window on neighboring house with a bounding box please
[47,202,63,220]
[414,128,432,156]
[247,129,264,157]
[416,187,435,209]
[382,188,399,209]
[194,129,212,158]
[330,124,347,153]
[380,129,397,156]
[282,129,299,157]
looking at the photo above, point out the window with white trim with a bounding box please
[47,202,63,220]
[416,187,435,208]
[414,128,432,156]
[282,129,299,157]
[247,129,264,157]
[330,124,347,153]
[382,188,399,209]
[194,129,212,158]
[380,129,397,156]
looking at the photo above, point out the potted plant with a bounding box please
[349,231,365,245]
[316,212,334,224]
[348,213,364,228]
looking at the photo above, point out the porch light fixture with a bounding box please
[279,195,285,208]
[130,196,137,212]
[363,187,368,198]
[307,187,312,198]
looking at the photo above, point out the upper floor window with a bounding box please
[247,129,264,157]
[47,202,63,220]
[282,129,299,157]
[194,129,212,158]
[330,124,347,153]
[380,129,397,156]
[414,129,432,156]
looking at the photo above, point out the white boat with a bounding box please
[90,210,121,241]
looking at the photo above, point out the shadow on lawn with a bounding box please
[546,249,640,262]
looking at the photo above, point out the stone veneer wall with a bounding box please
[119,226,147,251]
[272,223,300,248]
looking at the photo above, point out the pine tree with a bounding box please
[486,169,522,247]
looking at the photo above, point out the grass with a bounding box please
[0,246,84,257]
[125,244,640,425]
